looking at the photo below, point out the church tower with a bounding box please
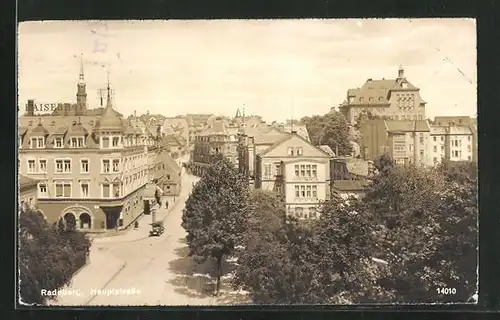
[76,54,87,114]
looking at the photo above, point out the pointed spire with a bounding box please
[79,54,85,83]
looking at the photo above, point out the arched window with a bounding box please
[79,212,92,229]
[63,212,77,231]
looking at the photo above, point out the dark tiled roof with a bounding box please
[67,122,89,136]
[95,104,124,131]
[348,77,418,106]
[30,123,49,135]
[332,180,369,191]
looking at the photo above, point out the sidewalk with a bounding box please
[49,248,126,306]
[92,172,187,245]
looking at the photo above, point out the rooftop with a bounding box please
[319,145,335,157]
[332,180,370,191]
[333,158,371,177]
[19,174,38,190]
[346,67,420,106]
[385,120,430,132]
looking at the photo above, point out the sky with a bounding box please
[18,19,476,122]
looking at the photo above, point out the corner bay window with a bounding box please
[55,181,71,197]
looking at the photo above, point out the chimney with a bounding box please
[398,65,404,79]
[64,103,71,116]
[26,99,35,116]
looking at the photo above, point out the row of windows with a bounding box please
[394,114,424,121]
[289,206,318,219]
[433,145,472,153]
[25,157,148,174]
[432,136,472,142]
[21,135,155,150]
[294,164,317,178]
[38,181,122,198]
[294,185,318,199]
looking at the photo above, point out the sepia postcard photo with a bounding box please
[17,18,477,306]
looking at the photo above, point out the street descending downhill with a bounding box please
[87,172,219,306]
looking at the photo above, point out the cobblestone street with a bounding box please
[54,168,249,306]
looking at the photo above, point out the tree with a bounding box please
[19,208,91,305]
[232,189,319,303]
[181,154,251,295]
[363,163,478,302]
[373,153,394,175]
[301,111,352,156]
[233,191,385,304]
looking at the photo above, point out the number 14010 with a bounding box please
[436,288,457,295]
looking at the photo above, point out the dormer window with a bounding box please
[54,137,63,148]
[70,137,85,148]
[296,147,303,156]
[30,137,45,149]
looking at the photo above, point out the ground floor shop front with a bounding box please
[36,185,150,232]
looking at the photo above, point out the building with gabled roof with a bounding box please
[339,66,427,125]
[252,131,332,220]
